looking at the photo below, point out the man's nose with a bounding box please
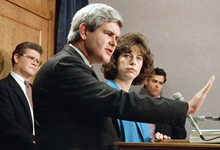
[110,37,117,47]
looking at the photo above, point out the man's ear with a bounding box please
[14,54,20,63]
[144,79,148,86]
[79,23,89,40]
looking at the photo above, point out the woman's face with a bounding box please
[116,45,143,81]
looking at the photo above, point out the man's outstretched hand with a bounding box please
[187,75,215,115]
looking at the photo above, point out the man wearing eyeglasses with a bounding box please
[0,41,43,150]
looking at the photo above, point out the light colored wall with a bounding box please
[89,0,220,139]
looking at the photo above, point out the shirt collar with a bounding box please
[10,71,26,84]
[69,44,92,68]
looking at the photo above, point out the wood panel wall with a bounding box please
[0,0,56,83]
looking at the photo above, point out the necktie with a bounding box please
[24,80,33,109]
[91,65,94,70]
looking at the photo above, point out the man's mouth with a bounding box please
[106,48,113,55]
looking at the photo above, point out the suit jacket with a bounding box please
[0,74,35,150]
[154,97,187,139]
[33,44,188,150]
[155,124,187,139]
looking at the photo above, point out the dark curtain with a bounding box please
[55,0,88,54]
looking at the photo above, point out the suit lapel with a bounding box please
[136,122,151,142]
[7,75,33,124]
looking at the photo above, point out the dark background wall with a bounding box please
[89,0,220,139]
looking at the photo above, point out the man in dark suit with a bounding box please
[32,3,215,150]
[0,42,43,150]
[144,68,187,140]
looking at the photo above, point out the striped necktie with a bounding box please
[24,80,33,109]
[91,65,94,70]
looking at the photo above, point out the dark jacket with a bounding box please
[155,97,187,139]
[33,44,188,150]
[0,74,35,150]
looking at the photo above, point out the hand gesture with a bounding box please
[187,75,215,115]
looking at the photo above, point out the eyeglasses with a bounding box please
[20,55,42,66]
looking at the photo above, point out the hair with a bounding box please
[12,41,43,66]
[67,3,123,43]
[101,32,154,85]
[154,67,167,83]
[144,67,167,88]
